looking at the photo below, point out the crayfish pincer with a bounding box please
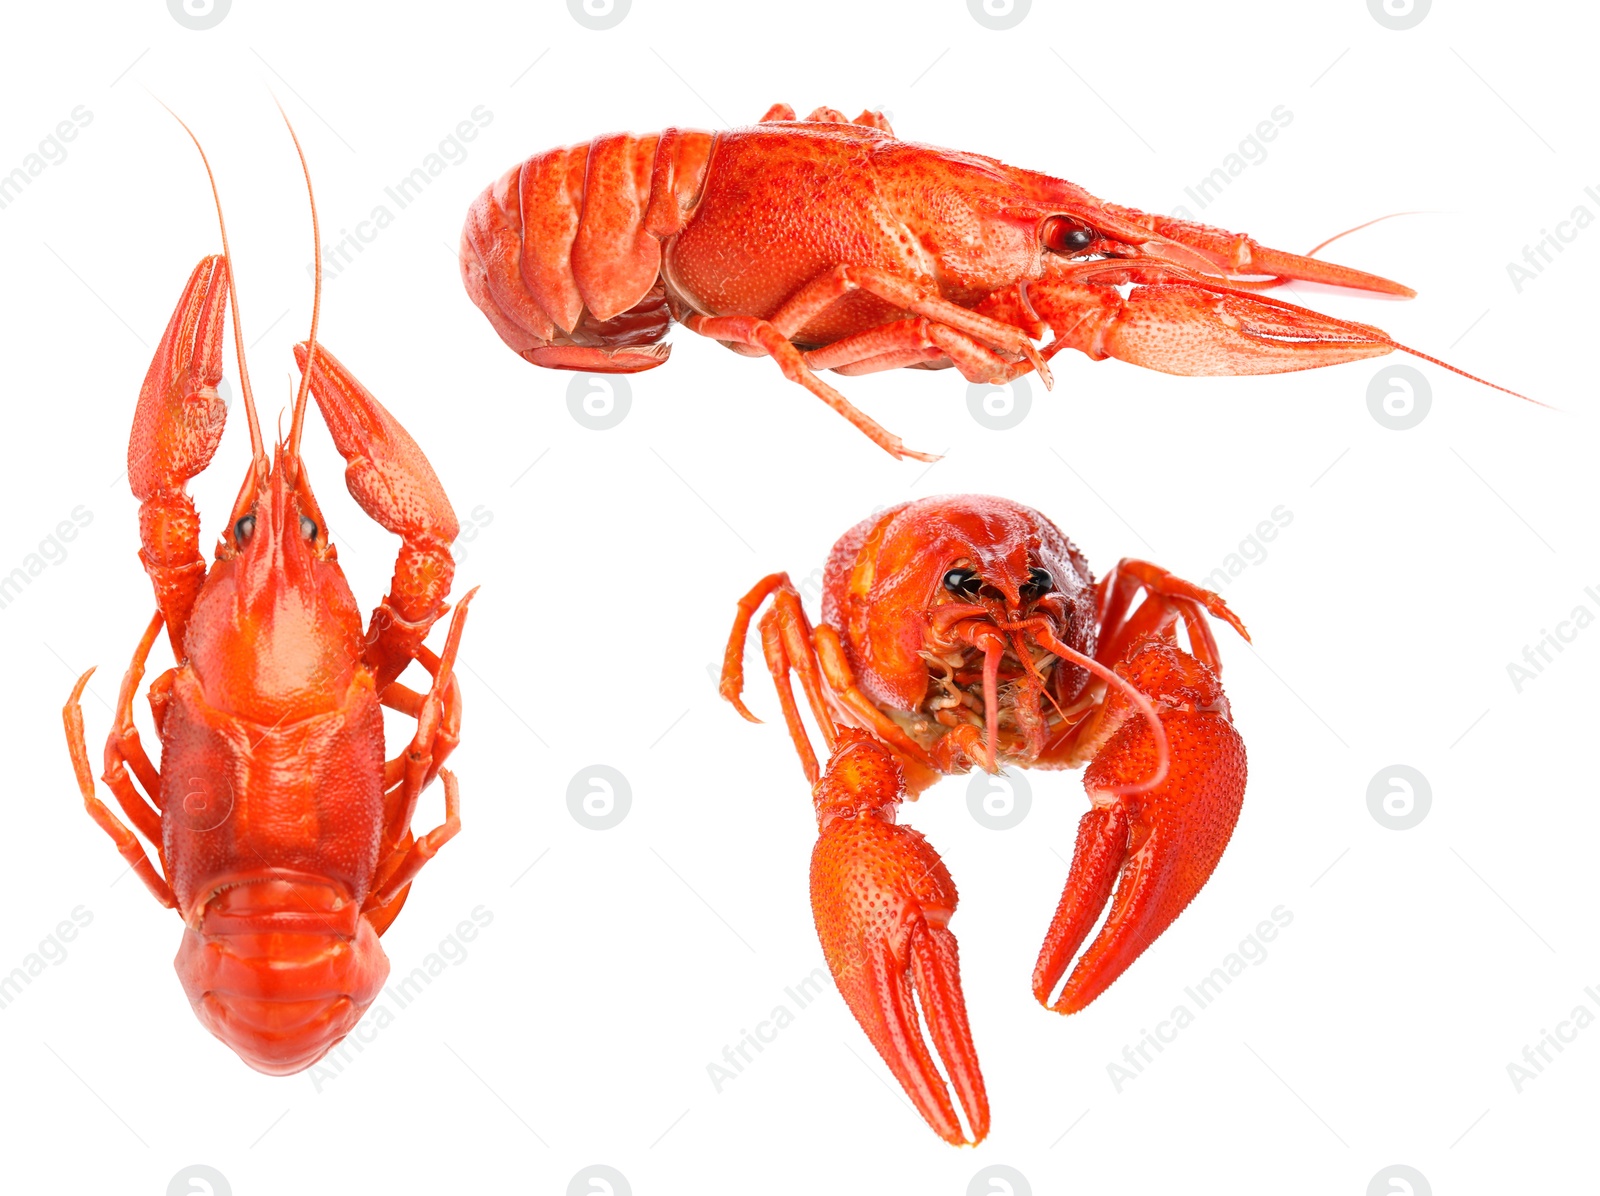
[721,495,1248,1144]
[62,116,474,1075]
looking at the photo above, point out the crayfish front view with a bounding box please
[720,495,1248,1145]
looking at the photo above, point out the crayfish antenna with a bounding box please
[153,94,266,464]
[1302,211,1430,261]
[1383,337,1549,407]
[271,96,322,460]
[1299,212,1547,406]
[1029,626,1171,796]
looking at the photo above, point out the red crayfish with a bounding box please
[462,103,1518,460]
[61,119,473,1074]
[722,495,1248,1144]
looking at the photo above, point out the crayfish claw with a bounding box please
[1033,643,1246,1014]
[810,732,990,1144]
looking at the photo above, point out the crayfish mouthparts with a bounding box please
[913,625,1069,770]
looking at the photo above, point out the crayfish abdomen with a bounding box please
[175,875,388,1075]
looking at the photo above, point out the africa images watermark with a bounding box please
[1169,106,1293,221]
[308,904,493,1091]
[1199,505,1294,594]
[1504,185,1599,294]
[306,106,494,282]
[0,506,94,613]
[1106,905,1293,1092]
[1504,584,1600,693]
[0,906,93,1011]
[568,374,631,430]
[567,765,631,831]
[450,503,495,566]
[1505,986,1600,1094]
[0,106,92,213]
[706,967,832,1093]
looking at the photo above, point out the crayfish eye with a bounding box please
[943,568,982,599]
[1021,566,1054,598]
[1042,216,1096,254]
[299,515,318,541]
[234,515,256,544]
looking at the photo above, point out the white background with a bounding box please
[0,1,1594,1193]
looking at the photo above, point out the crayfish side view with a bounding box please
[462,103,1519,461]
[720,495,1249,1144]
[61,118,473,1075]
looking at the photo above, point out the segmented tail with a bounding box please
[458,130,714,370]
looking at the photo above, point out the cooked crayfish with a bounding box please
[462,103,1517,460]
[61,117,472,1074]
[721,495,1248,1143]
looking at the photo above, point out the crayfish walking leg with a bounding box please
[366,590,477,933]
[63,662,174,908]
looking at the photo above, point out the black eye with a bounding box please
[300,515,318,540]
[1021,567,1054,598]
[943,568,981,599]
[234,515,255,544]
[1043,216,1095,253]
